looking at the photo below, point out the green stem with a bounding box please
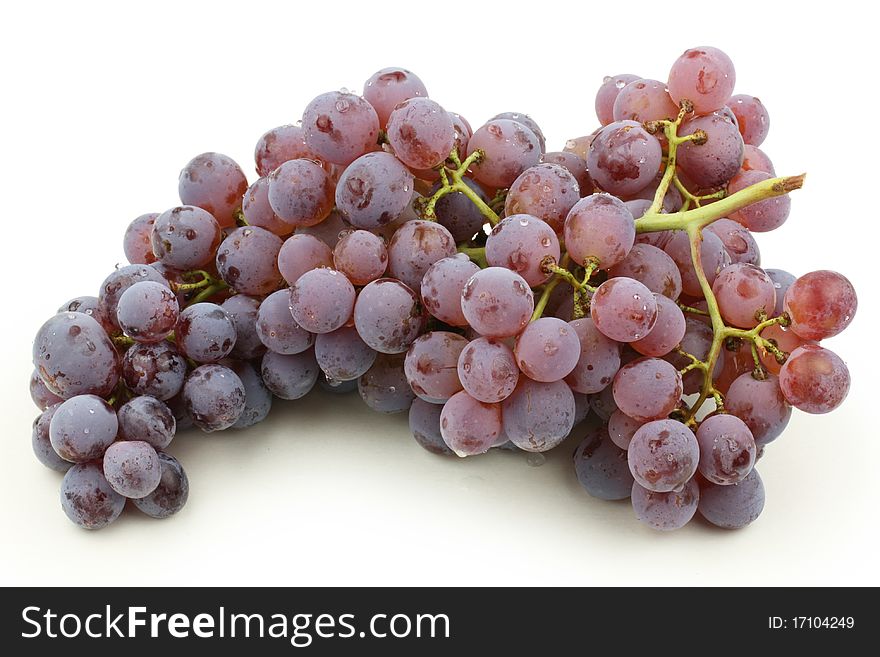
[458,245,488,268]
[422,149,501,226]
[531,277,561,322]
[188,281,230,306]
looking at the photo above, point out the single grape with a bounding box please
[664,228,730,297]
[696,413,756,485]
[358,353,415,413]
[565,317,622,394]
[32,404,72,472]
[727,170,790,232]
[404,332,467,403]
[57,295,112,333]
[631,479,699,531]
[698,469,765,529]
[466,119,541,188]
[764,268,796,317]
[116,281,179,343]
[612,78,680,123]
[501,378,576,452]
[354,278,426,354]
[757,323,811,375]
[421,254,480,327]
[408,397,454,456]
[589,385,618,421]
[608,243,682,300]
[176,303,237,363]
[728,94,770,146]
[504,164,580,233]
[183,364,246,431]
[705,218,760,266]
[32,312,119,399]
[540,151,593,196]
[257,290,315,355]
[677,113,744,188]
[667,46,736,115]
[387,220,457,291]
[178,152,248,228]
[49,394,118,463]
[30,369,63,410]
[103,440,161,498]
[122,341,187,401]
[254,124,323,177]
[267,159,335,228]
[587,121,663,196]
[460,268,534,339]
[295,210,350,250]
[440,391,503,457]
[457,337,519,403]
[608,409,643,450]
[564,193,635,269]
[215,226,283,296]
[784,270,857,340]
[725,372,791,447]
[573,426,635,501]
[627,419,699,493]
[386,98,455,170]
[712,263,776,328]
[595,73,641,125]
[289,268,355,334]
[335,152,414,229]
[779,345,850,414]
[491,112,546,153]
[514,317,580,383]
[132,452,189,519]
[590,277,658,342]
[123,213,159,264]
[632,294,687,357]
[277,233,333,286]
[242,177,294,236]
[612,357,683,422]
[431,178,490,242]
[741,144,775,175]
[60,463,125,530]
[261,349,319,401]
[315,326,377,382]
[98,263,170,330]
[225,359,273,429]
[151,205,222,270]
[220,295,264,360]
[333,230,388,285]
[363,67,429,127]
[486,214,560,286]
[302,91,380,166]
[117,395,175,449]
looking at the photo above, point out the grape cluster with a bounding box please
[31,51,857,533]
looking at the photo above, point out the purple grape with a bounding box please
[587,120,663,196]
[784,270,857,341]
[632,294,687,358]
[289,268,355,334]
[779,345,851,414]
[254,124,324,177]
[225,360,273,429]
[596,73,641,125]
[573,426,634,501]
[150,205,222,270]
[116,281,179,343]
[60,462,125,530]
[440,391,503,456]
[664,228,730,297]
[32,404,72,472]
[123,213,159,264]
[565,317,622,394]
[221,295,265,360]
[167,391,194,431]
[728,94,770,146]
[215,226,283,296]
[608,410,642,450]
[49,394,118,463]
[103,440,161,498]
[491,112,546,153]
[254,289,314,355]
[267,159,335,228]
[242,177,294,236]
[668,46,736,115]
[612,357,683,423]
[573,391,591,425]
[363,67,429,127]
[302,91,380,166]
[457,337,519,403]
[514,317,580,383]
[358,353,415,414]
[725,372,791,447]
[176,303,237,363]
[277,233,333,286]
[727,170,790,232]
[30,369,63,410]
[408,398,454,456]
[387,220,456,291]
[501,378,576,452]
[485,214,560,286]
[333,230,388,285]
[386,98,455,170]
[564,193,635,269]
[461,268,534,339]
[182,364,246,431]
[421,254,479,327]
[132,452,190,519]
[122,341,187,401]
[631,479,699,531]
[260,349,319,400]
[335,152,414,229]
[295,210,350,250]
[466,119,541,188]
[354,279,426,354]
[57,295,113,333]
[612,78,680,123]
[590,277,658,342]
[589,385,618,421]
[504,164,580,234]
[627,419,699,493]
[608,243,682,300]
[765,268,795,317]
[540,150,593,196]
[696,413,756,485]
[705,218,760,266]
[117,396,175,449]
[98,263,170,331]
[178,152,248,229]
[677,113,744,188]
[404,331,467,403]
[712,263,776,328]
[33,312,119,399]
[698,469,765,529]
[314,326,377,382]
[432,178,489,242]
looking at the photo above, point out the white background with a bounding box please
[1,0,876,586]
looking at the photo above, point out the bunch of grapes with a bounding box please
[31,49,857,533]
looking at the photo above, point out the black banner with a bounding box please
[0,587,868,654]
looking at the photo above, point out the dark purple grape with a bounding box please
[358,353,415,414]
[698,469,765,529]
[260,349,319,400]
[132,452,190,519]
[314,327,377,382]
[255,290,314,355]
[354,279,426,354]
[225,360,273,429]
[631,479,699,531]
[98,264,170,331]
[49,394,118,463]
[122,341,187,401]
[221,295,265,360]
[60,463,125,530]
[32,404,72,472]
[117,395,176,449]
[289,268,356,334]
[176,302,237,363]
[432,178,489,242]
[182,364,246,432]
[573,426,634,501]
[30,368,63,410]
[57,295,113,333]
[116,281,179,343]
[501,378,575,452]
[103,440,161,498]
[408,397,454,456]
